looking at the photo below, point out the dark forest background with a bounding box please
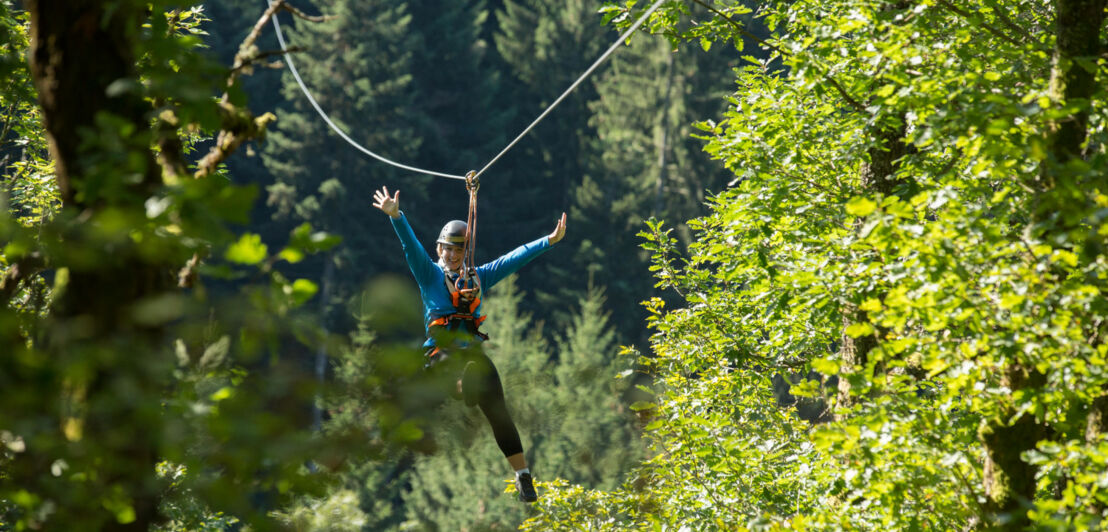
[203,0,744,348]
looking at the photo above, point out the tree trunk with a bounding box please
[312,256,335,432]
[1028,0,1105,224]
[979,366,1047,529]
[980,0,1106,528]
[26,1,168,529]
[836,120,910,415]
[27,0,159,203]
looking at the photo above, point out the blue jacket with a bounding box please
[389,212,551,346]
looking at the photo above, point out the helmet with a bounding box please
[437,220,467,247]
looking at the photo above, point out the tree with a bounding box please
[545,284,642,489]
[489,0,611,327]
[571,16,738,342]
[406,0,513,181]
[1,2,56,332]
[0,3,367,529]
[263,0,426,287]
[526,0,1108,529]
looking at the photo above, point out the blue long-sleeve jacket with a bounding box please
[389,212,550,346]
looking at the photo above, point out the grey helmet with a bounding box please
[437,220,467,247]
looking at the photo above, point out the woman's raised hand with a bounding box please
[548,212,567,244]
[372,186,400,218]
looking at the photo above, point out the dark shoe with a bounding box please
[515,473,537,503]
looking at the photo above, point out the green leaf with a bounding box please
[288,222,342,253]
[845,196,877,217]
[278,247,305,264]
[812,357,840,375]
[210,387,233,402]
[1000,293,1024,309]
[859,298,882,312]
[629,401,656,411]
[287,278,319,307]
[114,505,136,525]
[845,323,874,338]
[1051,249,1078,268]
[225,233,267,264]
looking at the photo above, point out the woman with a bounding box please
[372,186,566,503]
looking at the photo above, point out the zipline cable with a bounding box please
[267,0,666,181]
[266,0,466,180]
[471,0,666,180]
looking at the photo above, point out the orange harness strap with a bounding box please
[429,314,487,328]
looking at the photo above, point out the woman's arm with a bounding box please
[479,212,567,288]
[374,186,436,283]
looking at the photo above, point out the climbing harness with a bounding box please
[266,0,668,181]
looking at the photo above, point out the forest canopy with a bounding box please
[3,0,1108,531]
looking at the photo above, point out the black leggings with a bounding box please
[426,348,523,457]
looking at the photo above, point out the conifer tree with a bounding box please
[262,0,429,305]
[545,284,641,489]
[405,0,512,179]
[491,0,611,324]
[564,24,738,340]
[495,0,605,182]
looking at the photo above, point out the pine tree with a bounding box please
[318,277,429,531]
[406,0,512,178]
[262,0,431,317]
[490,0,613,331]
[544,284,641,489]
[561,22,738,341]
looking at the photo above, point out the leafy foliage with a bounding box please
[298,275,641,530]
[528,0,1108,530]
[0,3,373,529]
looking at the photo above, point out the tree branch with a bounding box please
[687,0,787,56]
[193,104,276,179]
[0,102,16,144]
[687,0,869,114]
[178,1,327,287]
[228,46,305,80]
[153,105,188,182]
[934,0,1023,47]
[981,0,1036,43]
[199,0,329,179]
[227,0,330,92]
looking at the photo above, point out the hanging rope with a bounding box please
[266,0,666,181]
[461,170,482,294]
[265,0,466,180]
[471,0,667,180]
